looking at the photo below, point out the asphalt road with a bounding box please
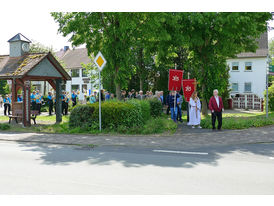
[0,140,274,194]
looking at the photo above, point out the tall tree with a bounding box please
[186,12,272,115]
[51,12,141,99]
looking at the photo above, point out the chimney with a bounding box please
[64,46,69,52]
[8,33,31,57]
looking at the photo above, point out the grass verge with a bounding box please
[200,112,274,129]
[0,115,177,135]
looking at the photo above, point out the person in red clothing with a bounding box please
[209,89,224,130]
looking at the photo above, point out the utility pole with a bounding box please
[266,55,271,118]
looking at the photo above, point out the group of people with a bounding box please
[166,89,224,131]
[30,90,43,114]
[0,87,224,131]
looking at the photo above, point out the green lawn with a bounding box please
[200,111,274,129]
[0,111,273,134]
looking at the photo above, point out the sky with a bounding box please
[0,10,273,55]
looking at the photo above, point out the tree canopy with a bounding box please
[51,12,272,114]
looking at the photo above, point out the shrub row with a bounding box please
[69,99,162,130]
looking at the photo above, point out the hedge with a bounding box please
[127,99,151,123]
[265,82,274,111]
[148,98,163,117]
[69,104,95,129]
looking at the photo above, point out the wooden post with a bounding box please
[11,78,17,115]
[22,80,31,127]
[55,78,62,123]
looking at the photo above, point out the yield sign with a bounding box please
[94,51,107,71]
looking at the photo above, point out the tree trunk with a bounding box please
[115,83,121,100]
[140,78,143,91]
[138,48,144,91]
[114,67,121,100]
[201,83,208,116]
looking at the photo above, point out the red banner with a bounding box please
[182,79,196,102]
[168,69,183,91]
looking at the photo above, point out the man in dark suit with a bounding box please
[209,89,224,131]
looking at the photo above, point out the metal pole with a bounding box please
[99,71,102,131]
[266,56,269,118]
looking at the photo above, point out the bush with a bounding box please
[0,123,10,130]
[127,99,151,123]
[148,98,163,117]
[142,117,177,134]
[90,101,144,129]
[69,104,95,129]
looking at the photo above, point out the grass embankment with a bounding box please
[0,114,177,135]
[200,112,274,129]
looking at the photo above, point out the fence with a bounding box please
[232,94,262,110]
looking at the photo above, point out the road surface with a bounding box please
[0,140,274,194]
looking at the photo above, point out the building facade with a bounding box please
[226,32,268,109]
[56,47,97,97]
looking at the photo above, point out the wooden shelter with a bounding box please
[0,33,71,126]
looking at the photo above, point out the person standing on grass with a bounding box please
[166,91,171,115]
[169,91,180,122]
[71,90,77,107]
[3,94,11,116]
[47,92,53,116]
[30,91,36,110]
[64,92,69,115]
[209,89,224,131]
[177,92,183,123]
[35,91,42,114]
[89,93,96,104]
[187,91,202,128]
[137,90,146,100]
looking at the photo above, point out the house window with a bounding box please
[71,85,79,92]
[245,62,252,71]
[231,62,239,71]
[231,83,238,92]
[244,82,252,93]
[71,69,80,77]
[82,68,88,77]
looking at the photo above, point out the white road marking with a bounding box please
[153,149,208,155]
[270,157,274,160]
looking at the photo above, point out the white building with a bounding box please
[56,47,96,97]
[226,32,268,109]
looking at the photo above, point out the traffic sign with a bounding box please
[94,51,106,71]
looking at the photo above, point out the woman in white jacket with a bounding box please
[187,91,202,128]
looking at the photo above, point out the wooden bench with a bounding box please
[8,110,22,124]
[8,110,39,125]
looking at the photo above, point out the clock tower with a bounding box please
[8,33,31,57]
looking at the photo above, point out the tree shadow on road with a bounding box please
[16,140,274,169]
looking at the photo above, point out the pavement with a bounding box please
[1,140,274,194]
[0,106,273,150]
[0,124,274,151]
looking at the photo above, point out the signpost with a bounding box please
[94,51,107,131]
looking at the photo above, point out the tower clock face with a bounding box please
[22,43,30,52]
